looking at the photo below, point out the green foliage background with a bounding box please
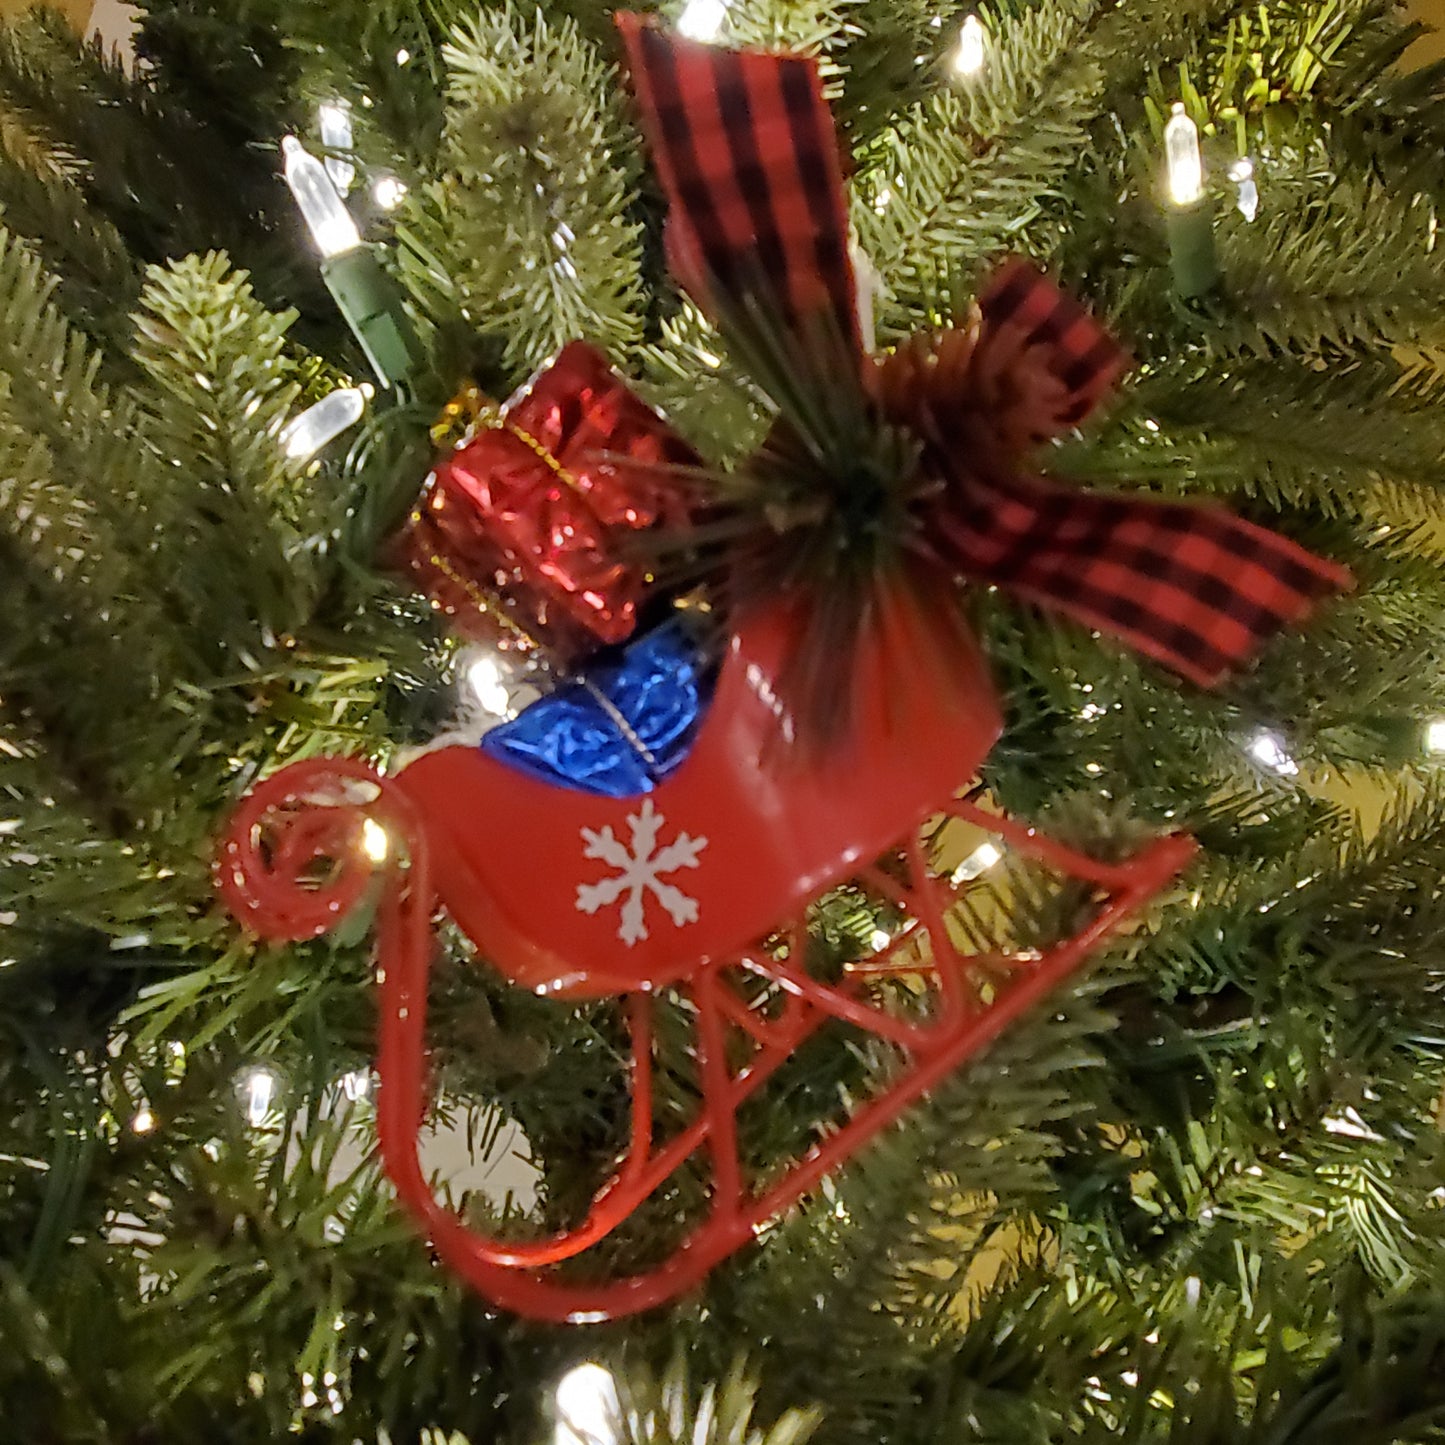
[2,0,1445,1439]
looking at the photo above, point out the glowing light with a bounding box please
[952,14,987,77]
[677,0,728,42]
[466,652,511,718]
[340,1068,372,1102]
[395,47,411,65]
[318,101,355,194]
[1165,104,1204,207]
[282,136,362,258]
[241,1067,280,1127]
[131,1108,156,1134]
[280,386,369,461]
[1426,719,1445,755]
[1246,729,1299,778]
[555,1364,619,1445]
[868,927,892,953]
[372,174,408,211]
[951,840,1002,885]
[360,818,389,863]
[1229,157,1258,222]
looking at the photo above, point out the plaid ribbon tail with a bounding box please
[932,263,1350,684]
[930,472,1352,687]
[616,12,862,356]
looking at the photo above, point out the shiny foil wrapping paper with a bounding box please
[392,341,698,665]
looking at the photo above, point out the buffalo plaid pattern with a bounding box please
[979,258,1132,432]
[930,264,1353,686]
[618,16,1350,687]
[617,12,860,353]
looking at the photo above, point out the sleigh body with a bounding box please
[399,599,1002,999]
[219,600,1192,1321]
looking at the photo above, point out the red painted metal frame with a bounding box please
[219,759,1193,1323]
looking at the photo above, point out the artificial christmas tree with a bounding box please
[6,0,1445,1440]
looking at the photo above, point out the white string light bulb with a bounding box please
[1164,104,1204,207]
[360,817,390,863]
[279,385,370,461]
[280,137,422,387]
[372,174,408,211]
[952,14,987,77]
[1229,158,1258,221]
[466,652,512,718]
[1246,728,1299,778]
[1426,720,1445,755]
[951,840,1002,885]
[677,0,728,42]
[317,100,356,194]
[282,136,362,259]
[240,1066,280,1128]
[555,1364,620,1445]
[868,927,892,953]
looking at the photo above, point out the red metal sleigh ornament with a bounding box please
[216,21,1349,1323]
[219,591,1194,1324]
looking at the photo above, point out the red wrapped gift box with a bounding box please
[394,341,699,664]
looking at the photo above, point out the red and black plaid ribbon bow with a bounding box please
[617,16,1350,687]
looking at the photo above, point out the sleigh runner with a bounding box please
[218,598,1193,1323]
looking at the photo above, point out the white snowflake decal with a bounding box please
[575,798,708,947]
